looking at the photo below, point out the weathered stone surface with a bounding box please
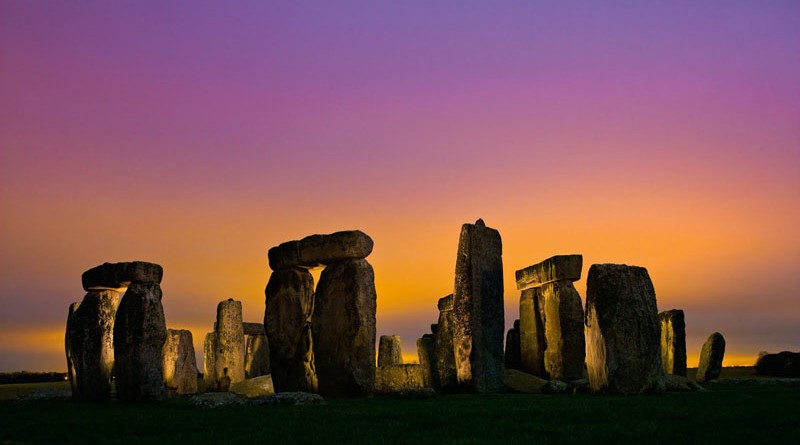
[114,282,167,401]
[504,369,547,393]
[541,380,571,394]
[659,309,687,376]
[378,335,403,366]
[203,332,217,390]
[434,295,458,392]
[755,351,800,377]
[374,364,427,394]
[417,334,436,389]
[82,261,163,291]
[65,302,80,395]
[229,375,275,398]
[452,219,505,393]
[313,258,377,397]
[504,319,521,370]
[515,255,582,291]
[696,332,726,383]
[264,267,317,392]
[245,333,271,379]
[162,329,198,395]
[68,291,119,402]
[541,280,585,381]
[268,230,374,270]
[584,264,665,395]
[242,322,266,336]
[519,288,546,377]
[665,374,704,392]
[214,299,245,391]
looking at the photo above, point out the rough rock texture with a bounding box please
[68,291,119,402]
[696,332,726,383]
[515,255,583,291]
[665,374,705,392]
[541,380,571,394]
[114,282,167,401]
[417,334,436,389]
[374,364,427,394]
[268,230,374,270]
[242,322,266,336]
[378,335,403,366]
[82,261,163,291]
[203,332,217,390]
[65,302,80,395]
[214,299,245,391]
[755,351,800,377]
[519,288,546,377]
[659,309,687,376]
[504,319,521,370]
[312,258,377,397]
[504,369,547,393]
[245,333,271,379]
[264,267,317,392]
[162,329,198,395]
[584,264,665,395]
[434,294,458,392]
[229,375,275,398]
[540,280,586,381]
[452,219,505,393]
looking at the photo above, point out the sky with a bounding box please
[1,0,798,372]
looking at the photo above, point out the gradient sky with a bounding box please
[1,0,798,371]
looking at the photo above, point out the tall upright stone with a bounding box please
[162,329,198,395]
[203,332,217,390]
[452,219,505,392]
[584,264,665,395]
[264,267,317,392]
[245,333,271,379]
[519,288,546,377]
[434,294,458,392]
[64,302,80,395]
[417,334,436,389]
[214,299,245,391]
[313,258,377,397]
[378,335,403,366]
[68,291,119,402]
[696,332,726,383]
[504,319,521,371]
[659,309,687,376]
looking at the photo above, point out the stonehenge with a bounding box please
[378,335,403,366]
[162,329,198,395]
[213,299,245,391]
[696,332,726,382]
[417,334,436,389]
[203,332,217,389]
[658,309,687,376]
[244,331,270,379]
[434,294,458,392]
[67,290,119,402]
[64,302,80,395]
[504,319,521,371]
[268,230,374,270]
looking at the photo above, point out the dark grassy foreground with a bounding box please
[1,383,799,445]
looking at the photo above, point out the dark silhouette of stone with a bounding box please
[515,255,582,291]
[374,364,427,394]
[82,261,163,291]
[264,267,317,393]
[755,351,800,377]
[417,334,436,389]
[229,375,275,398]
[540,280,585,381]
[313,258,377,398]
[68,290,119,402]
[659,309,687,376]
[163,329,198,395]
[519,287,546,377]
[585,264,665,395]
[434,294,458,392]
[114,281,167,401]
[65,302,80,395]
[378,335,403,366]
[452,219,505,392]
[203,332,217,390]
[504,319,521,370]
[214,299,245,390]
[504,369,548,393]
[245,333,271,379]
[696,332,726,383]
[242,322,266,336]
[431,324,438,335]
[268,230,374,270]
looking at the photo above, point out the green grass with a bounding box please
[1,382,798,444]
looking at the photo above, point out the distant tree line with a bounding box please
[0,371,68,384]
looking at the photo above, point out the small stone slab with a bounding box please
[378,335,403,366]
[268,230,374,270]
[374,364,427,394]
[82,261,163,290]
[229,375,275,398]
[515,255,582,291]
[437,294,454,312]
[504,369,547,394]
[242,322,266,336]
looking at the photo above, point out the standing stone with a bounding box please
[519,288,546,377]
[378,335,404,366]
[434,294,458,392]
[68,291,119,402]
[203,332,217,390]
[452,219,505,392]
[659,309,687,376]
[65,302,80,395]
[374,365,427,394]
[214,299,245,391]
[162,329,198,395]
[696,332,726,383]
[540,280,585,381]
[504,319,521,370]
[264,267,317,392]
[417,334,436,389]
[312,258,377,397]
[584,264,665,395]
[114,281,167,401]
[245,333,271,379]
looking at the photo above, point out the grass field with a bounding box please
[1,371,798,444]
